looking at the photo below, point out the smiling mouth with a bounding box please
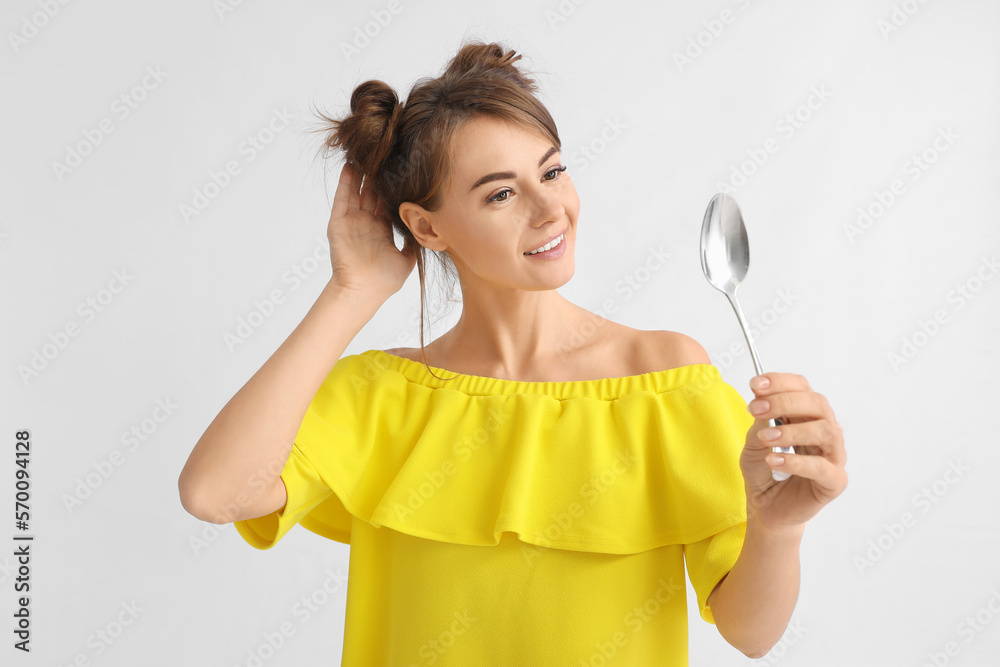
[524,233,565,255]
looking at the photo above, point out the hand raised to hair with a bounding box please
[327,161,417,298]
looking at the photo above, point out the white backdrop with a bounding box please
[3,1,999,665]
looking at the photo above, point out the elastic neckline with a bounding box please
[359,349,722,401]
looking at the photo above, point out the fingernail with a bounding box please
[760,428,781,441]
[754,376,770,390]
[749,399,770,415]
[767,455,784,466]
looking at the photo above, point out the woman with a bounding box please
[178,40,847,665]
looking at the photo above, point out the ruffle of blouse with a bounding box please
[235,350,754,555]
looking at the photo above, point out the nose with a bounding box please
[527,183,563,225]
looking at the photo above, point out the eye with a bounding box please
[488,189,512,204]
[486,165,568,205]
[544,165,568,181]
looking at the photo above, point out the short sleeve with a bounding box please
[233,444,337,550]
[684,519,747,624]
[676,374,754,624]
[232,354,378,550]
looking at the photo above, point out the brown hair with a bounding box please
[310,40,561,381]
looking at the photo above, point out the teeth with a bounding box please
[525,233,564,255]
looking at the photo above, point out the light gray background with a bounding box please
[2,1,998,665]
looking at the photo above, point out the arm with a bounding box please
[709,370,847,659]
[706,508,805,658]
[649,333,846,657]
[178,161,416,525]
[177,282,385,524]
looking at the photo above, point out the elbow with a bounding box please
[177,471,225,524]
[742,644,774,661]
[178,481,207,522]
[716,625,775,660]
[718,624,780,660]
[713,612,781,660]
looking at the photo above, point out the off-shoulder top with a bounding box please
[234,349,755,666]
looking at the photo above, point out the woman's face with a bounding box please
[405,115,580,291]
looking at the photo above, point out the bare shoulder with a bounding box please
[633,329,712,371]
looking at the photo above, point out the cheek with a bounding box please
[457,225,510,263]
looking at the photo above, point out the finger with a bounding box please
[333,161,359,220]
[767,452,848,500]
[750,372,811,396]
[754,419,846,466]
[748,389,833,423]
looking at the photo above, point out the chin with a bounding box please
[540,260,576,290]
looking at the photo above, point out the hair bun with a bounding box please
[443,41,537,93]
[316,79,402,177]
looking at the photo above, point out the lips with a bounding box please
[524,230,567,254]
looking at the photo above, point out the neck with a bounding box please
[430,288,600,378]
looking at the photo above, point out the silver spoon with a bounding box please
[699,193,794,482]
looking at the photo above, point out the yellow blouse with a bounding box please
[234,349,755,666]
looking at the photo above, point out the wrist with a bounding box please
[746,503,807,542]
[322,280,389,310]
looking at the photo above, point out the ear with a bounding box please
[398,202,446,252]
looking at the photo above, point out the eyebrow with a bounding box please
[468,146,560,192]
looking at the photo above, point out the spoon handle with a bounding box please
[725,290,795,482]
[769,418,794,482]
